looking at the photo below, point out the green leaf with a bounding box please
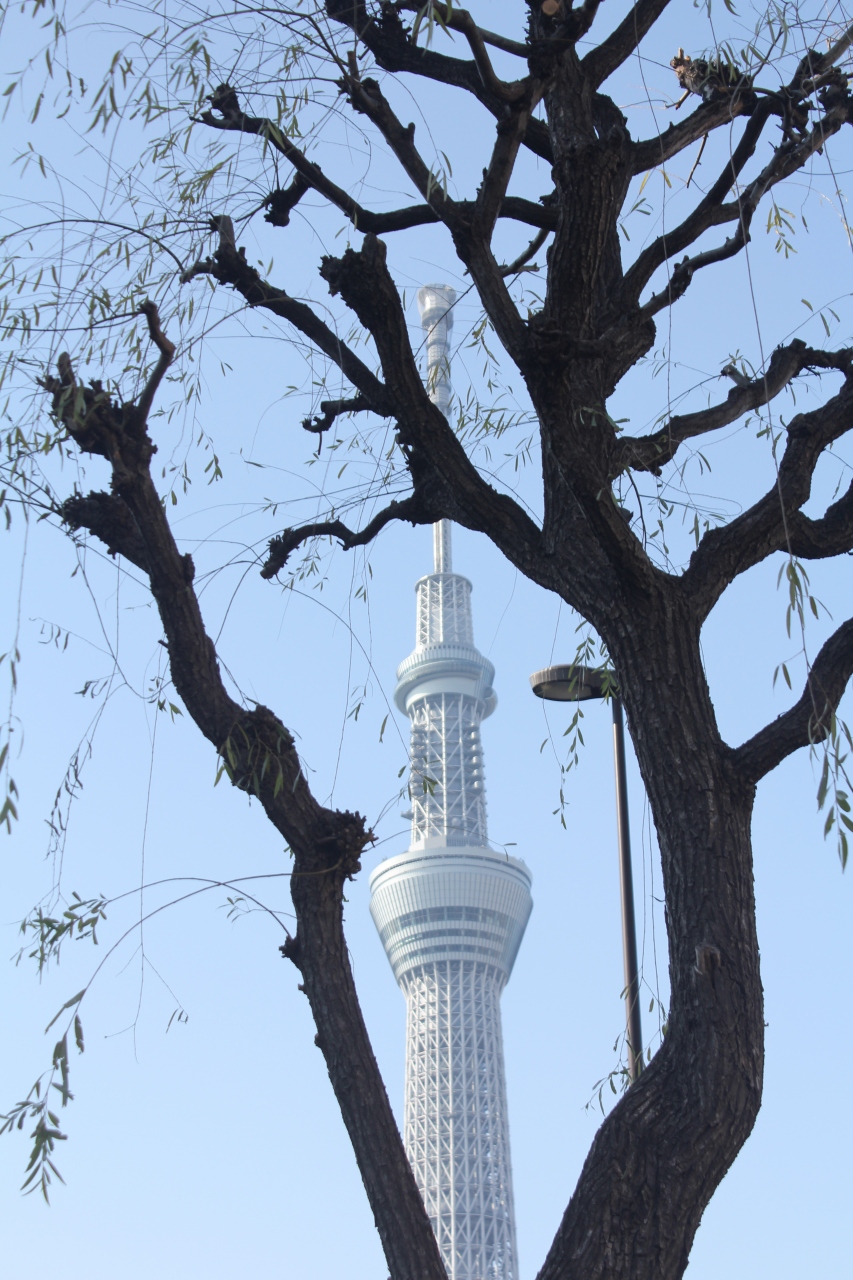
[45,990,85,1033]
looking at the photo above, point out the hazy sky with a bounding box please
[2,2,851,1277]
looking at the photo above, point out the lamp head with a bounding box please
[529,664,609,702]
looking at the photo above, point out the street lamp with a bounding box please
[529,664,644,1083]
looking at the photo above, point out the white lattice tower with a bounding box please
[369,287,532,1280]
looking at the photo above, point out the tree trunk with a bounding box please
[537,585,763,1280]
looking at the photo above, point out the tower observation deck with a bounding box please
[369,286,532,1280]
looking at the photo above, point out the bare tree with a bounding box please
[2,2,853,1277]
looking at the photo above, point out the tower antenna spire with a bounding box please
[433,519,451,575]
[369,286,532,1280]
[418,283,455,575]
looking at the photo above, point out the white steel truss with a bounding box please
[370,285,532,1280]
[417,572,475,649]
[408,693,488,847]
[402,961,517,1280]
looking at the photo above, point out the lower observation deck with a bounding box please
[369,845,532,987]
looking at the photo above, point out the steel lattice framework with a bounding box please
[407,693,488,848]
[403,962,515,1280]
[369,286,533,1280]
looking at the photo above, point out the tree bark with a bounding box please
[536,583,763,1280]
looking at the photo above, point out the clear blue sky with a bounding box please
[1,2,851,1276]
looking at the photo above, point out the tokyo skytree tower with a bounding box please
[369,286,533,1280]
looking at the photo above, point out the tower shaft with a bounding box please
[404,962,516,1280]
[370,286,532,1280]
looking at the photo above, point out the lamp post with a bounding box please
[529,665,644,1082]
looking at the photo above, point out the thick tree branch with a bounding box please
[42,323,447,1280]
[734,617,853,784]
[582,0,674,87]
[202,80,554,237]
[262,173,311,227]
[60,490,150,572]
[636,242,727,321]
[453,229,533,365]
[624,102,774,300]
[261,495,432,580]
[136,299,176,421]
[640,48,850,178]
[627,75,852,312]
[327,0,554,162]
[499,196,558,230]
[806,21,853,78]
[411,3,531,102]
[631,93,756,175]
[340,71,532,362]
[685,365,853,618]
[500,225,550,276]
[201,84,443,235]
[568,0,608,42]
[475,86,542,238]
[636,98,852,318]
[786,480,853,558]
[612,341,846,476]
[302,395,371,446]
[395,0,530,59]
[319,234,541,561]
[344,71,456,218]
[181,220,390,412]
